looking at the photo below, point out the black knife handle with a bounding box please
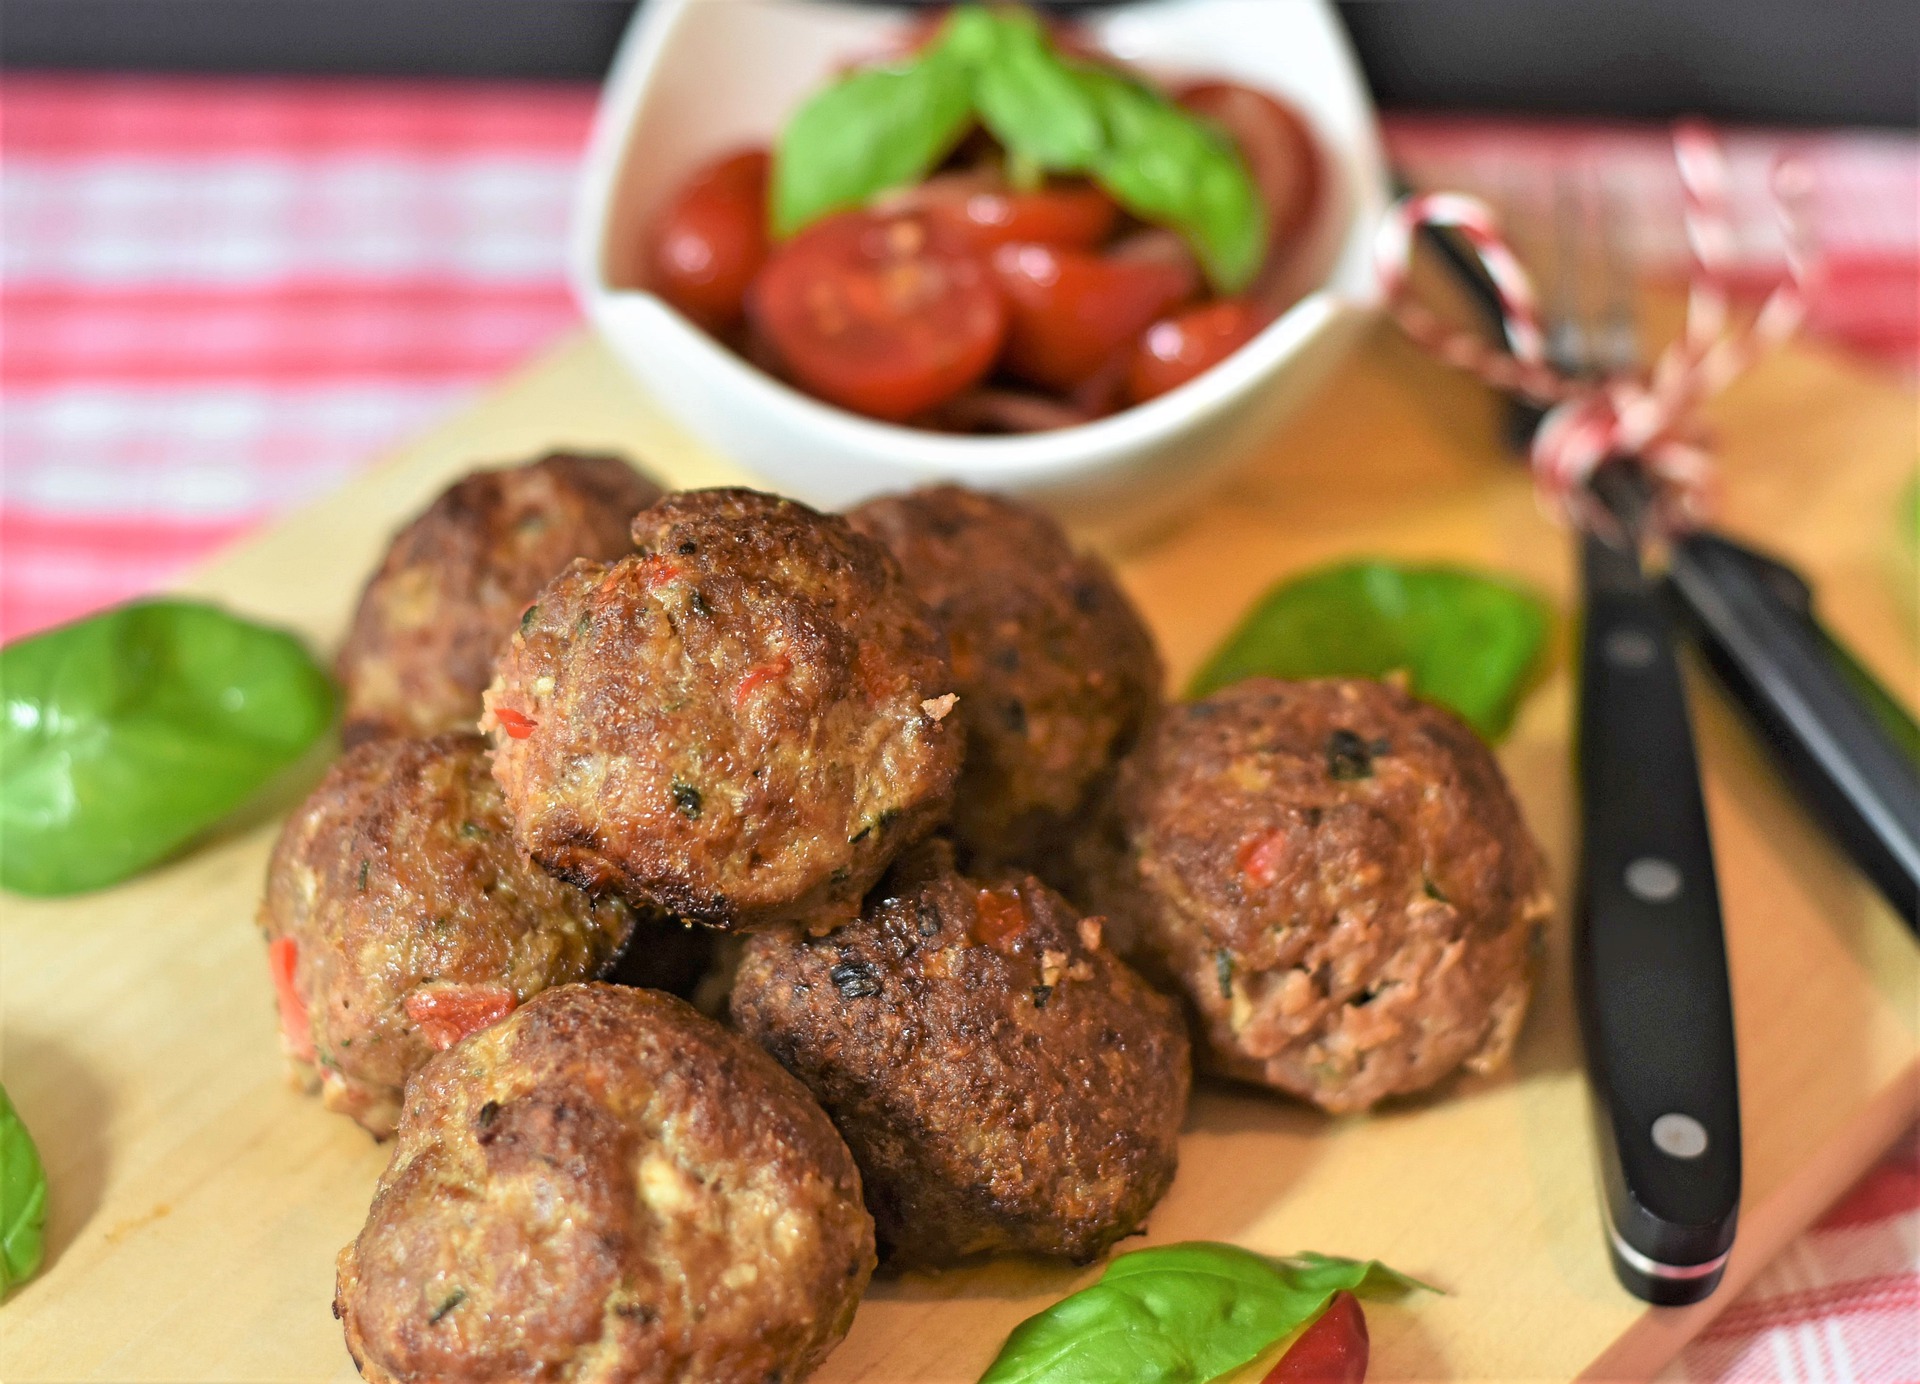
[1576,530,1743,1305]
[1668,533,1920,932]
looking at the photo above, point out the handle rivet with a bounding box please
[1604,627,1659,668]
[1625,856,1683,902]
[1652,1112,1709,1159]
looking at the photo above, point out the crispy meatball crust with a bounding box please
[337,452,662,745]
[731,841,1190,1267]
[335,984,875,1384]
[260,733,637,1138]
[1117,678,1551,1114]
[482,488,962,932]
[847,486,1161,872]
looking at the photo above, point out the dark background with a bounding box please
[3,0,1914,128]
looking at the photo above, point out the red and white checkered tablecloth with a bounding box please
[1,73,1914,1383]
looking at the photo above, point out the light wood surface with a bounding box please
[3,321,1915,1382]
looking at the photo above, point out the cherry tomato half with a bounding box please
[907,171,1120,254]
[650,149,771,331]
[1179,82,1320,255]
[749,210,1007,422]
[1263,1291,1369,1384]
[1127,298,1265,403]
[992,241,1198,392]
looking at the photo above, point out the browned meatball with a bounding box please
[848,485,1161,873]
[1116,678,1551,1113]
[335,984,875,1384]
[731,841,1190,1267]
[260,733,639,1138]
[337,452,662,745]
[482,488,962,932]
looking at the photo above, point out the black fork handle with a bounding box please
[1576,528,1743,1304]
[1668,532,1920,931]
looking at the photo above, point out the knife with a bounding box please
[1575,467,1743,1304]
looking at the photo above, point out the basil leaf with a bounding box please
[977,1242,1431,1384]
[770,42,975,237]
[0,1084,47,1297]
[968,8,1106,173]
[963,8,1267,293]
[0,598,336,896]
[1076,65,1268,294]
[769,4,1268,292]
[1189,561,1553,741]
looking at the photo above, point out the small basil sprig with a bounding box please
[0,598,336,896]
[978,1243,1431,1384]
[0,1084,47,1297]
[771,4,1267,292]
[771,39,974,238]
[1190,560,1553,741]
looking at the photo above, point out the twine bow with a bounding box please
[1372,121,1813,536]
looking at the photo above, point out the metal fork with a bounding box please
[1510,167,1745,1306]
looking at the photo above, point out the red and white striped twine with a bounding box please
[1373,120,1814,535]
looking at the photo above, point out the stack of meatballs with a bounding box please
[261,452,1549,1384]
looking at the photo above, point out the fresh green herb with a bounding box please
[1214,950,1234,1000]
[1190,561,1553,741]
[1068,63,1267,293]
[771,39,974,236]
[977,1243,1432,1384]
[428,1288,466,1324]
[770,4,1266,292]
[0,1084,47,1297]
[0,599,336,896]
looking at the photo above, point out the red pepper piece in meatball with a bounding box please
[259,733,641,1138]
[482,488,963,933]
[335,984,875,1384]
[336,452,662,745]
[1116,677,1552,1113]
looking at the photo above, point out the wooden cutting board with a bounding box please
[3,321,1914,1383]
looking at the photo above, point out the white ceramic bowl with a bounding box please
[572,0,1390,538]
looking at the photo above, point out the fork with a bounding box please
[1516,168,1744,1306]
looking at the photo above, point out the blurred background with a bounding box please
[5,0,1913,635]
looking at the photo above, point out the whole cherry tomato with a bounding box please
[1263,1291,1370,1384]
[650,149,771,331]
[991,240,1198,392]
[1179,82,1320,255]
[749,210,1007,422]
[907,171,1120,253]
[1127,298,1265,403]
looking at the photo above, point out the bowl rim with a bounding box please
[570,0,1392,467]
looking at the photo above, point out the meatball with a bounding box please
[848,485,1161,873]
[1116,677,1551,1113]
[260,733,640,1138]
[337,452,661,745]
[482,488,962,932]
[731,840,1190,1267]
[335,984,875,1384]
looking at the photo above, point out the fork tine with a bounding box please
[1597,170,1642,373]
[1547,166,1590,376]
